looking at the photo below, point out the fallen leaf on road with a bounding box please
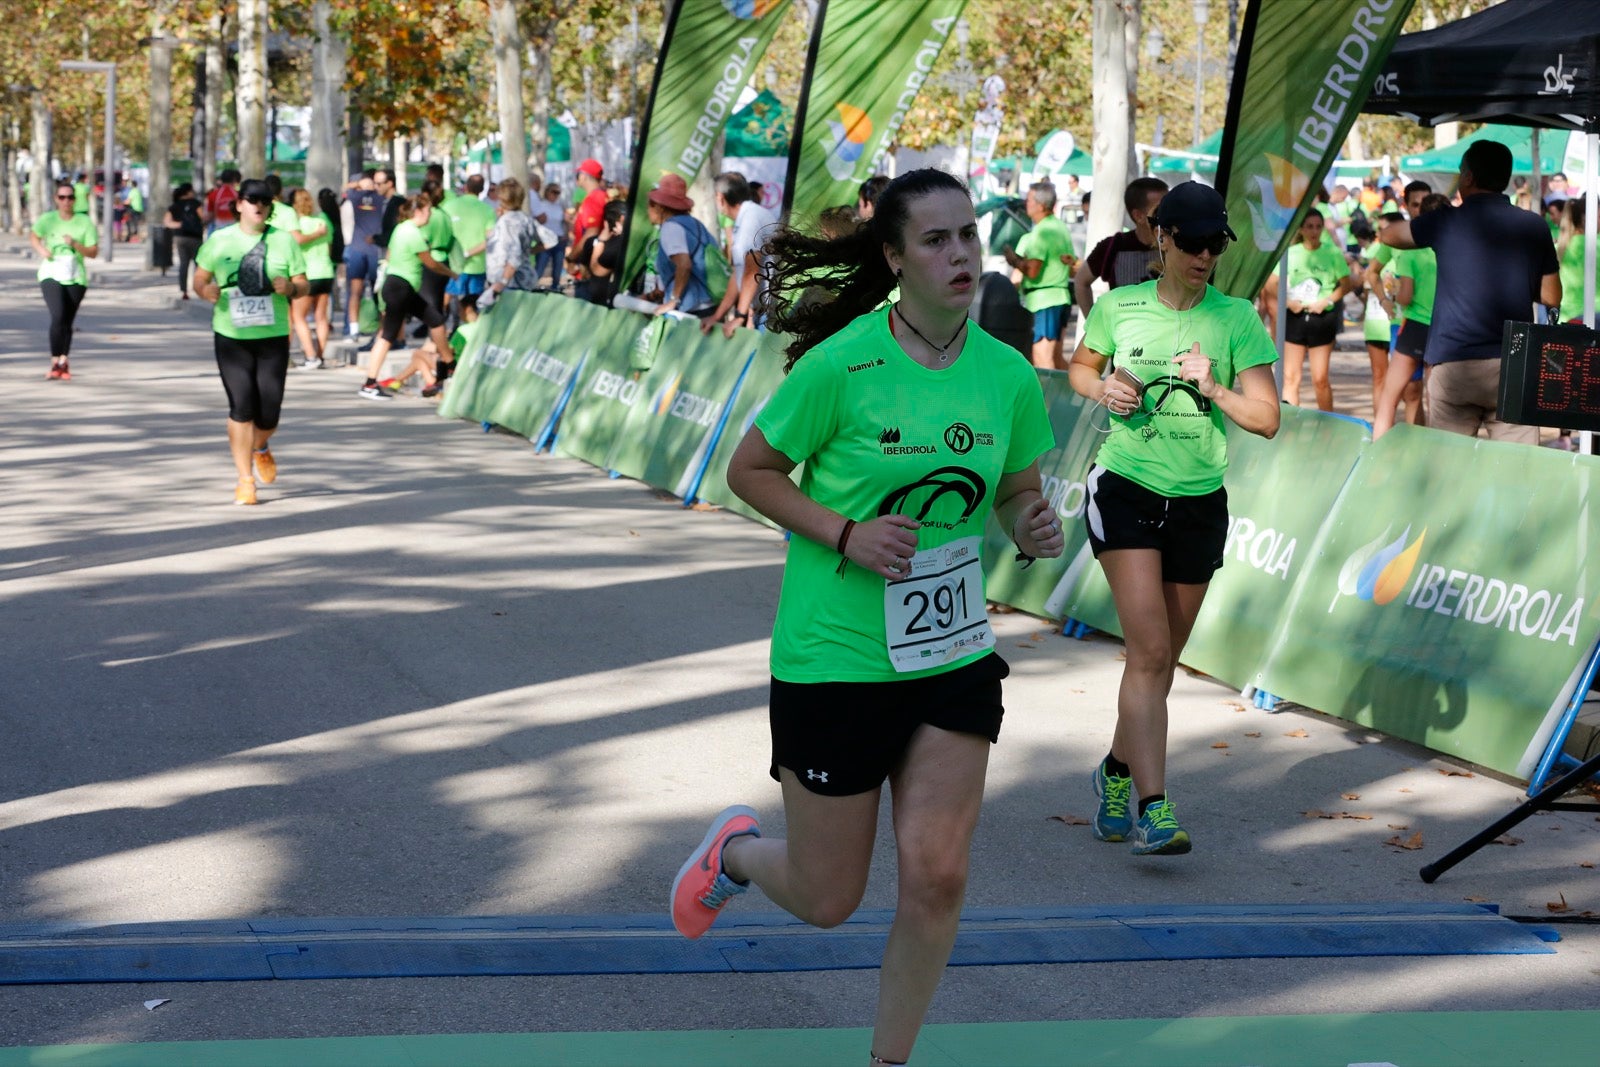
[1464,896,1490,903]
[1028,631,1045,641]
[628,530,640,537]
[1070,688,1085,694]
[1581,862,1595,869]
[1342,792,1361,801]
[689,502,719,512]
[1398,788,1414,794]
[1244,732,1262,738]
[1388,824,1408,830]
[1437,768,1475,778]
[1048,814,1090,826]
[1284,728,1310,739]
[1211,741,1229,749]
[1491,835,1523,846]
[1386,831,1425,850]
[1116,650,1127,660]
[1548,893,1571,913]
[1015,642,1036,649]
[1224,701,1246,711]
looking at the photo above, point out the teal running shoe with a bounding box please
[1131,796,1192,856]
[1091,761,1134,842]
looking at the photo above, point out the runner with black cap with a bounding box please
[192,178,309,505]
[1067,180,1281,856]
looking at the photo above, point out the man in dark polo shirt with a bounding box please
[1074,176,1168,317]
[1382,139,1560,443]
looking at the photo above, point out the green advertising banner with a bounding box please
[605,319,757,497]
[784,0,967,226]
[622,0,793,281]
[552,316,666,471]
[435,292,543,426]
[437,293,638,445]
[694,337,794,529]
[1212,0,1414,298]
[1177,408,1368,685]
[1254,426,1600,778]
[979,370,1101,619]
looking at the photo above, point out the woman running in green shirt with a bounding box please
[670,169,1062,1067]
[1068,182,1280,856]
[1371,194,1446,439]
[359,196,455,399]
[289,188,335,368]
[30,181,100,380]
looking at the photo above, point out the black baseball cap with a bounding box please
[1150,180,1237,240]
[238,179,273,203]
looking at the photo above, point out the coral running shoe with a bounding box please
[234,479,258,506]
[254,447,277,485]
[671,805,760,939]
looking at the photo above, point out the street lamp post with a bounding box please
[1192,0,1210,150]
[59,59,115,263]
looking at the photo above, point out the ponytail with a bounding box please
[759,168,971,370]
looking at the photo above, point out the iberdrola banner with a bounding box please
[622,0,793,282]
[784,0,968,226]
[1212,0,1414,298]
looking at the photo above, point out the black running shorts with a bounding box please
[768,652,1009,797]
[1285,307,1340,347]
[1084,465,1228,585]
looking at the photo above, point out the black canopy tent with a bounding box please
[1363,0,1600,332]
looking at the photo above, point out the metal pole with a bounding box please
[102,64,114,262]
[1583,131,1597,454]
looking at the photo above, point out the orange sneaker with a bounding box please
[46,363,62,380]
[254,447,277,484]
[670,805,759,939]
[57,360,70,380]
[234,478,258,506]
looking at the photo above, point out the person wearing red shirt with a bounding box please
[566,158,608,278]
[203,168,240,236]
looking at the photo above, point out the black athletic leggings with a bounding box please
[379,273,444,343]
[214,333,290,429]
[41,281,86,357]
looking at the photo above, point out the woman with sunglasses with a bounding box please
[192,179,309,505]
[1067,181,1280,856]
[30,181,100,380]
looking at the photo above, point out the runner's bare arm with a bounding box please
[727,427,918,580]
[1073,259,1097,316]
[1542,271,1562,308]
[1380,220,1416,249]
[192,266,222,302]
[419,250,455,278]
[28,233,49,259]
[992,464,1063,560]
[1176,355,1278,439]
[1068,343,1139,411]
[293,220,326,245]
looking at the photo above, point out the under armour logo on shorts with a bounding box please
[807,769,829,784]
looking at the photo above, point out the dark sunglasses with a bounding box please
[1169,231,1230,256]
[242,195,273,207]
[54,193,73,200]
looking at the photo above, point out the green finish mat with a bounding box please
[3,1010,1593,1066]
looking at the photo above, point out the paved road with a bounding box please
[1,248,1596,1055]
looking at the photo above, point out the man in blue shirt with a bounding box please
[1383,139,1560,443]
[342,171,384,337]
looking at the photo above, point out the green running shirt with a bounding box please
[32,213,98,286]
[756,310,1054,683]
[194,224,306,340]
[1081,281,1278,497]
[386,219,430,290]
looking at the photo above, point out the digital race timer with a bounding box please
[1500,321,1600,432]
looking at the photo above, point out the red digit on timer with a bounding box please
[1581,342,1600,414]
[1538,342,1573,411]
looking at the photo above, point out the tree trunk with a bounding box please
[147,5,174,269]
[29,90,50,225]
[347,106,365,180]
[1089,0,1133,252]
[235,0,268,177]
[7,135,23,234]
[1123,0,1142,179]
[529,40,552,184]
[392,136,408,193]
[489,0,527,184]
[308,2,347,198]
[204,14,224,188]
[1344,121,1367,163]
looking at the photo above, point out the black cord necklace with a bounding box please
[893,303,966,363]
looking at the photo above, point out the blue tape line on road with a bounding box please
[0,903,1551,985]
